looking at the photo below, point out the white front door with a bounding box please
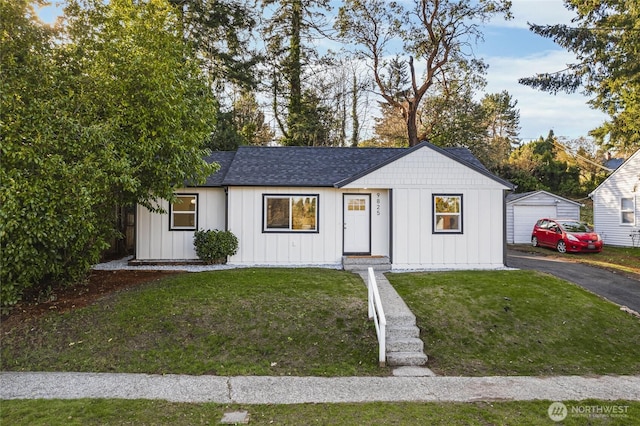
[343,194,370,254]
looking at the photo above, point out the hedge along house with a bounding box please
[135,141,515,270]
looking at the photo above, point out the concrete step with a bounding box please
[385,313,417,328]
[386,325,420,339]
[387,351,428,367]
[386,337,424,353]
[342,256,391,272]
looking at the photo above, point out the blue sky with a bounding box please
[476,0,608,142]
[37,0,607,143]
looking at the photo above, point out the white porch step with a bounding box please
[342,256,391,271]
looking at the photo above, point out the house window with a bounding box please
[264,195,318,232]
[170,194,198,230]
[348,198,366,211]
[433,194,463,234]
[621,197,635,225]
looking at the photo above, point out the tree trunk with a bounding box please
[406,104,420,147]
[285,0,303,145]
[351,73,359,147]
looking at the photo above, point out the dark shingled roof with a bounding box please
[197,141,514,189]
[202,151,236,186]
[443,147,488,171]
[222,146,403,187]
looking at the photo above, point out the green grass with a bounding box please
[3,399,639,425]
[1,268,388,376]
[4,267,640,378]
[388,270,640,376]
[509,245,640,276]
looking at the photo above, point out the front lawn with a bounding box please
[4,267,639,378]
[3,399,639,425]
[388,270,640,376]
[1,268,387,377]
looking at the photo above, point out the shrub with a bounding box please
[193,229,238,264]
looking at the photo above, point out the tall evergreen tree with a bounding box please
[262,0,331,145]
[506,131,581,195]
[479,91,521,171]
[168,0,259,90]
[519,0,640,154]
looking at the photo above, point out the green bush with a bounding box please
[193,229,238,264]
[1,0,217,314]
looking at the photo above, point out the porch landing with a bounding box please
[342,255,391,272]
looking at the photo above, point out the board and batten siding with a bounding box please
[591,150,640,247]
[136,188,226,260]
[226,187,390,266]
[343,146,511,270]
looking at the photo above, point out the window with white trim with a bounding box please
[170,194,198,230]
[621,197,635,225]
[433,194,462,233]
[263,195,318,232]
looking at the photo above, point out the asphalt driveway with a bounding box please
[506,249,640,313]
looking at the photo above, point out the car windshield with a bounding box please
[560,221,593,232]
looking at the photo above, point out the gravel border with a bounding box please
[92,256,235,272]
[92,256,342,273]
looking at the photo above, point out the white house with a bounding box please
[136,142,515,270]
[589,149,640,247]
[506,190,582,244]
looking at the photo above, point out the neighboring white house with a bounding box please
[589,149,640,247]
[506,190,582,244]
[136,142,515,270]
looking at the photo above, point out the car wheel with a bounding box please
[556,240,567,253]
[532,236,539,247]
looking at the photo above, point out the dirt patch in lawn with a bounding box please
[1,270,183,331]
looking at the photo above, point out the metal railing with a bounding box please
[630,229,640,248]
[367,267,387,367]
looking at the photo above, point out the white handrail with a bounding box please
[367,267,387,367]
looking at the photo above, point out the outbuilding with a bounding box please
[506,190,582,244]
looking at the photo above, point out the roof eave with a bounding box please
[507,190,583,206]
[221,182,333,188]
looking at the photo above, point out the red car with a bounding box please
[531,218,603,253]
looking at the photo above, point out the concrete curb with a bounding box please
[2,372,639,404]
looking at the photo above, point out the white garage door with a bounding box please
[513,205,557,244]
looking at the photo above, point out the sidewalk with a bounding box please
[2,372,639,403]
